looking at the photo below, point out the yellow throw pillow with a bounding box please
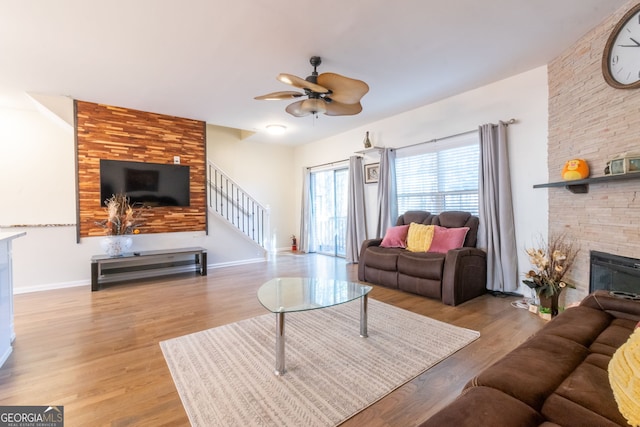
[405,223,435,252]
[609,327,640,427]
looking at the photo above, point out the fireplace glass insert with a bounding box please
[589,250,640,297]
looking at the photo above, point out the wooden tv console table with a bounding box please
[91,247,207,291]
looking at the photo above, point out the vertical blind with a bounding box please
[395,131,480,215]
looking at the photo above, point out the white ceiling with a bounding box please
[0,0,624,145]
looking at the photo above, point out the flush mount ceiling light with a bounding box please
[255,56,369,118]
[266,124,287,135]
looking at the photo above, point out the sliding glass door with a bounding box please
[310,167,348,257]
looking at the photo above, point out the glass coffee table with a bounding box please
[257,277,372,376]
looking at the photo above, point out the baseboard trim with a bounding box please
[209,257,266,269]
[13,258,268,294]
[14,280,89,294]
[0,346,12,368]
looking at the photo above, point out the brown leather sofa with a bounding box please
[357,211,487,306]
[420,290,640,427]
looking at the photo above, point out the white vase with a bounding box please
[100,235,133,257]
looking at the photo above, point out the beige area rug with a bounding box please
[160,299,480,427]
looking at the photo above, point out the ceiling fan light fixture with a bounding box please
[301,99,327,114]
[266,124,287,135]
[257,57,368,118]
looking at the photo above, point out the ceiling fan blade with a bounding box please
[324,101,363,116]
[277,73,329,94]
[285,99,328,117]
[317,73,369,104]
[254,91,304,101]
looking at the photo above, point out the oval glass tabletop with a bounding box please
[257,277,372,313]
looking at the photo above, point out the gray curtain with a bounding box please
[478,122,518,292]
[299,168,316,253]
[345,156,367,263]
[375,148,397,238]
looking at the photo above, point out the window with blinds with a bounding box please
[395,131,480,215]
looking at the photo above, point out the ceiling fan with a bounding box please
[254,56,369,117]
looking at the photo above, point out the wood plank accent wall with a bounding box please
[75,100,207,238]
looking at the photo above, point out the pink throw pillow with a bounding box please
[380,225,410,248]
[427,226,470,253]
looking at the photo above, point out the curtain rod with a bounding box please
[306,157,354,170]
[398,118,517,151]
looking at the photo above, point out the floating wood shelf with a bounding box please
[533,173,640,194]
[354,146,384,155]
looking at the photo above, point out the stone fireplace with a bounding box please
[547,0,640,304]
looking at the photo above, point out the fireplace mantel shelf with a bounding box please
[533,173,640,194]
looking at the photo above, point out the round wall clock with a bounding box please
[603,3,640,89]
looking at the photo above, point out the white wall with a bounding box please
[293,66,550,295]
[0,106,75,225]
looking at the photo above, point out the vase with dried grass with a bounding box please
[523,233,579,317]
[96,193,146,257]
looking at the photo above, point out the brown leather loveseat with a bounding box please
[420,290,640,426]
[357,211,487,306]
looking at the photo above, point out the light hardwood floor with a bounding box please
[0,253,545,426]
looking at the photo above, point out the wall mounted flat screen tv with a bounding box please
[100,159,190,207]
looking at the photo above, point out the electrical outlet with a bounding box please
[173,156,180,164]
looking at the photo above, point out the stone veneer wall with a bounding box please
[75,100,207,238]
[548,0,640,304]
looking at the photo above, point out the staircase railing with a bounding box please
[207,161,269,249]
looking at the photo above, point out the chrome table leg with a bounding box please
[275,311,285,375]
[360,294,368,338]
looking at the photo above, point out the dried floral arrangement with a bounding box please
[523,233,579,298]
[96,193,146,235]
